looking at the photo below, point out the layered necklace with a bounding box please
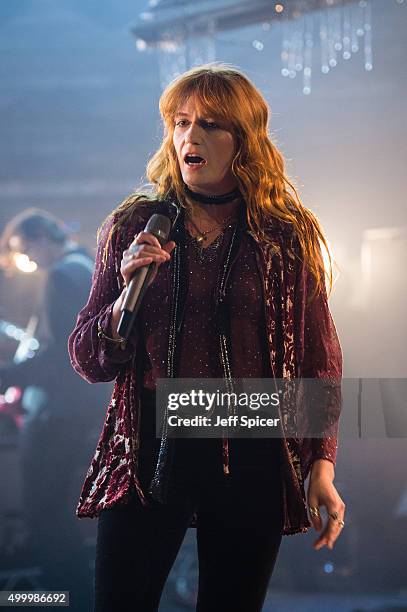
[183,183,241,263]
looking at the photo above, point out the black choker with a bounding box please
[183,182,241,205]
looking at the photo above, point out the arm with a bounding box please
[296,240,343,470]
[294,236,345,550]
[67,215,139,384]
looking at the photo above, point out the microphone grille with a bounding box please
[145,214,171,243]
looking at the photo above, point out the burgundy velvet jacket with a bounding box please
[68,198,343,536]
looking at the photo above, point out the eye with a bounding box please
[204,121,219,130]
[175,119,188,127]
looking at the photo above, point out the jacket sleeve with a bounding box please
[67,214,139,383]
[296,242,343,467]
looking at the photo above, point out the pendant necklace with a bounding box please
[185,213,238,263]
[182,182,242,262]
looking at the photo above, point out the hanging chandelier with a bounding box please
[279,0,373,94]
[131,0,405,94]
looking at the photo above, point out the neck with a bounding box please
[184,194,242,226]
[183,182,240,204]
[183,181,243,223]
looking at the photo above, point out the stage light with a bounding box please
[12,253,37,273]
[136,38,147,51]
[4,387,22,404]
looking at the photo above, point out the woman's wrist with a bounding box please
[310,458,335,480]
[110,289,126,340]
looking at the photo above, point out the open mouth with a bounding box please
[184,154,207,166]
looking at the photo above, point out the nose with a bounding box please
[184,120,202,144]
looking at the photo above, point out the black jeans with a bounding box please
[94,390,284,612]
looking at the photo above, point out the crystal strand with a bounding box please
[342,5,352,60]
[363,1,373,71]
[327,7,338,69]
[351,4,360,53]
[287,21,297,79]
[157,34,186,90]
[281,20,290,78]
[186,20,216,67]
[294,19,304,74]
[303,14,313,95]
[334,6,343,56]
[320,9,329,74]
[356,1,365,39]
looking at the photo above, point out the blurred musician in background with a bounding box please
[0,208,107,611]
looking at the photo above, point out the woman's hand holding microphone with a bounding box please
[109,232,176,340]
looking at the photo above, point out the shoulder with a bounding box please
[99,194,182,260]
[48,250,93,291]
[57,247,93,272]
[254,208,303,268]
[114,197,174,248]
[97,194,166,246]
[259,210,299,245]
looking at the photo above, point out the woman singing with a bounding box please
[68,63,345,612]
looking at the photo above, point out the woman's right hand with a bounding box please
[120,231,176,288]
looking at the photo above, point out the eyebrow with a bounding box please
[174,111,217,120]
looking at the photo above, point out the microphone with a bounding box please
[117,214,172,342]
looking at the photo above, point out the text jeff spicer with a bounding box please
[167,415,281,428]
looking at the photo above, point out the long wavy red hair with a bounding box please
[101,63,335,299]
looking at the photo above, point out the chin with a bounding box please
[182,174,213,192]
